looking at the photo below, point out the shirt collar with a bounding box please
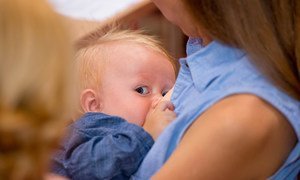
[182,38,246,91]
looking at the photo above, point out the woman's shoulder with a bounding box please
[179,94,297,178]
[218,94,294,138]
[197,94,294,139]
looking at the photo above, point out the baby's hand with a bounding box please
[143,100,176,140]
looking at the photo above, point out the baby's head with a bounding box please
[75,29,176,126]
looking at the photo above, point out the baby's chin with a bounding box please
[126,118,145,127]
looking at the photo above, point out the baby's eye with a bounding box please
[135,86,150,95]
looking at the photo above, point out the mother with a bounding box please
[133,0,300,179]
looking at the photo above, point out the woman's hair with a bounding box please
[0,0,74,179]
[183,0,300,100]
[75,28,176,93]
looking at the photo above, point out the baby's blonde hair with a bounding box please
[75,28,176,94]
[0,0,74,179]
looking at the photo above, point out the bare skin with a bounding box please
[146,0,297,178]
[152,94,296,179]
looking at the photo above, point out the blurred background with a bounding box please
[48,0,187,59]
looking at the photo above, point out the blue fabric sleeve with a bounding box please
[51,113,154,180]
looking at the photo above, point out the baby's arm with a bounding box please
[51,114,154,180]
[143,88,176,140]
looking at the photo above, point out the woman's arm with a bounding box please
[152,94,296,179]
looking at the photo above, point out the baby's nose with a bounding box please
[151,94,163,108]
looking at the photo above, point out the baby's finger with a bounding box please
[156,101,174,111]
[165,110,177,119]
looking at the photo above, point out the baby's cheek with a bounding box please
[126,111,146,127]
[137,108,150,127]
[128,102,152,126]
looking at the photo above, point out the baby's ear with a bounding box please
[80,89,101,112]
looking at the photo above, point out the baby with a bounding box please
[51,29,176,179]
